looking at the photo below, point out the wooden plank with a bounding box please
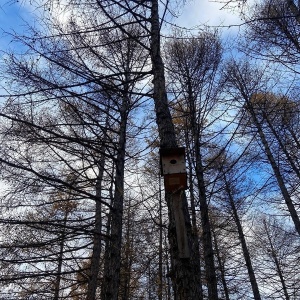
[164,173,187,192]
[173,192,190,258]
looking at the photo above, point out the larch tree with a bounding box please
[1,0,203,299]
[244,0,300,68]
[252,215,300,299]
[0,3,146,299]
[165,30,224,299]
[224,60,300,235]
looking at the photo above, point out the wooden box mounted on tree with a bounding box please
[160,147,187,192]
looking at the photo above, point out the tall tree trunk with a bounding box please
[224,176,261,300]
[212,226,230,300]
[150,1,202,298]
[185,76,218,299]
[186,148,204,300]
[85,151,106,299]
[246,101,300,235]
[195,155,219,300]
[54,211,68,300]
[263,220,290,300]
[101,96,129,300]
[119,197,134,300]
[86,114,109,300]
[158,175,163,300]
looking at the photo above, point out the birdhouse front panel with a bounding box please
[160,147,187,175]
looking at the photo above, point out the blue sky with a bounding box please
[0,2,33,51]
[0,1,242,49]
[176,0,242,29]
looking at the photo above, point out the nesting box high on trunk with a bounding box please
[160,147,187,193]
[160,147,190,258]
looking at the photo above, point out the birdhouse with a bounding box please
[160,147,187,192]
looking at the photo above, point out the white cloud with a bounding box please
[174,0,244,32]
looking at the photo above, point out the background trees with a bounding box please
[1,0,300,299]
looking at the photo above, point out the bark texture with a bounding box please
[150,1,202,298]
[224,176,261,300]
[101,96,129,300]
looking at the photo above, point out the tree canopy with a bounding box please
[0,1,300,299]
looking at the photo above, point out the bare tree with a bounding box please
[165,30,224,299]
[224,60,300,235]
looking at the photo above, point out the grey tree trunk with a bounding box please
[54,211,68,300]
[150,1,202,298]
[212,226,230,300]
[263,220,290,300]
[85,145,106,299]
[224,176,261,300]
[246,101,300,235]
[101,95,129,300]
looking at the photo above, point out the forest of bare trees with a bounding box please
[0,0,299,299]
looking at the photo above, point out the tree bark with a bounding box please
[263,220,290,300]
[224,176,262,300]
[101,96,129,300]
[212,226,230,300]
[85,148,106,299]
[150,1,202,298]
[247,101,300,235]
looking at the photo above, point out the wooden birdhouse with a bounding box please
[160,147,187,192]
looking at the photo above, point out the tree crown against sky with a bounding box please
[1,1,300,300]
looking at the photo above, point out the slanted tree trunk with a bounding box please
[263,220,290,300]
[227,63,300,235]
[150,1,202,298]
[224,175,261,300]
[247,101,300,235]
[262,111,300,180]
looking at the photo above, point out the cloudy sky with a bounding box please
[0,0,242,50]
[176,0,242,28]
